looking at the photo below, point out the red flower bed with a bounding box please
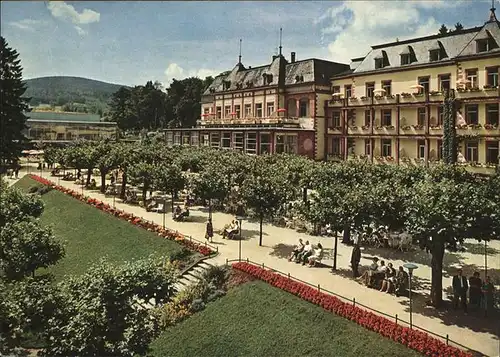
[232,262,471,357]
[29,174,215,257]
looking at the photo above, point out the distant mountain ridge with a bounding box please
[23,76,128,114]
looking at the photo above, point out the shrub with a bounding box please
[38,186,53,195]
[190,298,205,313]
[28,186,39,193]
[206,289,226,302]
[200,265,230,289]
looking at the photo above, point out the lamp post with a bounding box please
[403,263,418,329]
[236,215,245,262]
[484,240,488,278]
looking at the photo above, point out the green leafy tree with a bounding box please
[0,220,65,281]
[42,258,175,357]
[154,164,185,212]
[129,160,157,202]
[95,141,121,193]
[0,187,44,226]
[240,166,288,246]
[192,167,228,220]
[0,36,30,164]
[404,178,488,307]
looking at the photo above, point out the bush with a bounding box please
[200,265,230,289]
[28,186,39,193]
[206,289,226,303]
[38,186,53,195]
[190,298,205,313]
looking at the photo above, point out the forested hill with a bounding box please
[23,76,128,114]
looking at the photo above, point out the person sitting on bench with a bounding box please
[288,239,305,262]
[296,241,313,264]
[394,266,409,297]
[307,243,324,267]
[226,220,240,239]
[173,205,189,221]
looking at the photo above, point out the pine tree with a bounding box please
[0,37,30,164]
[438,24,449,35]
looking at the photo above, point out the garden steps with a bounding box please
[173,259,214,293]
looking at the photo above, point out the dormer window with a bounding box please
[263,73,273,85]
[429,49,440,62]
[375,50,389,69]
[477,38,499,52]
[223,80,231,90]
[401,54,411,65]
[375,58,384,69]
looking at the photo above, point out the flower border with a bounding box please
[232,262,471,357]
[29,174,215,256]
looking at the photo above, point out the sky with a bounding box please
[1,0,497,87]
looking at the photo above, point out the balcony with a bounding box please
[373,95,397,105]
[200,116,302,128]
[455,86,499,102]
[456,123,500,136]
[347,125,371,135]
[399,123,425,135]
[327,126,343,135]
[398,92,426,105]
[373,125,397,135]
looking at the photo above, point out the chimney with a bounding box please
[291,52,296,63]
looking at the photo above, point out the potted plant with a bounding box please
[484,123,497,130]
[361,125,370,130]
[469,86,481,92]
[483,84,498,91]
[384,125,395,130]
[375,125,384,130]
[400,92,412,98]
[469,123,482,129]
[429,90,442,96]
[386,94,395,99]
[457,87,467,93]
[386,156,395,161]
[401,125,411,130]
[349,125,358,130]
[412,124,424,130]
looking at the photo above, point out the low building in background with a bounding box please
[163,46,349,160]
[23,111,118,143]
[327,6,499,173]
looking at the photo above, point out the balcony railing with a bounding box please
[200,116,302,126]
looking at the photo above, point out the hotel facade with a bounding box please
[326,7,500,172]
[164,7,499,170]
[164,49,349,160]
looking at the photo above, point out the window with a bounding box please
[221,133,231,148]
[299,100,308,117]
[210,133,220,148]
[233,132,244,151]
[173,132,181,145]
[381,139,392,157]
[190,132,199,146]
[429,49,440,62]
[438,105,444,126]
[417,107,426,126]
[381,109,392,126]
[418,76,430,93]
[182,133,190,145]
[255,103,263,118]
[234,105,241,119]
[417,139,426,159]
[366,82,375,98]
[486,104,499,125]
[465,69,478,88]
[477,37,498,53]
[381,80,392,96]
[266,102,275,117]
[401,54,411,65]
[332,86,340,94]
[486,141,499,164]
[224,105,231,118]
[275,134,298,154]
[375,58,384,69]
[364,110,371,126]
[216,106,222,119]
[330,138,341,156]
[344,85,352,98]
[331,111,341,128]
[486,67,499,87]
[244,104,252,117]
[437,140,443,161]
[201,133,210,146]
[364,139,372,156]
[203,108,210,115]
[259,133,271,154]
[438,74,450,92]
[466,141,478,162]
[246,132,257,154]
[465,104,478,124]
[166,132,173,147]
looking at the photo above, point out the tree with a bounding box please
[129,160,157,202]
[454,22,464,32]
[95,141,121,193]
[0,187,44,226]
[192,167,229,220]
[42,258,176,357]
[0,220,65,281]
[154,164,185,212]
[240,166,288,246]
[438,24,449,35]
[404,178,488,307]
[0,36,30,164]
[108,87,136,130]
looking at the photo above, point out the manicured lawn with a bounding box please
[14,176,186,280]
[148,281,422,357]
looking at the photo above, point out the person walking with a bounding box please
[205,218,214,243]
[350,243,361,278]
[452,269,469,313]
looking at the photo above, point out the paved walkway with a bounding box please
[11,167,500,356]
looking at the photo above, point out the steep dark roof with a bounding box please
[203,57,348,95]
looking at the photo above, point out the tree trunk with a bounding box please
[171,190,175,213]
[430,241,445,307]
[100,170,107,193]
[259,213,263,246]
[120,171,127,199]
[333,232,338,270]
[86,169,92,187]
[208,199,212,220]
[142,185,148,203]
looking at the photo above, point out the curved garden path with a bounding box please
[10,166,499,356]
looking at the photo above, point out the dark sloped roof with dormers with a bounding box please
[334,10,500,79]
[204,56,348,95]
